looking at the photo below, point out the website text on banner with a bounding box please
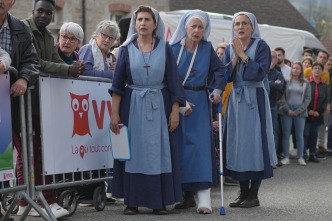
[0,74,14,182]
[40,77,113,175]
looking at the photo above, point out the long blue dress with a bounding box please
[222,39,277,181]
[109,38,186,209]
[171,40,227,191]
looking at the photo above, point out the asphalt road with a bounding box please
[7,156,332,221]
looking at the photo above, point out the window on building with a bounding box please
[110,12,126,23]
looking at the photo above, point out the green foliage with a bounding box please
[289,0,332,39]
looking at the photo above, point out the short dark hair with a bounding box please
[318,50,329,58]
[135,5,156,25]
[34,0,55,8]
[274,47,285,55]
[302,48,313,56]
[312,61,324,70]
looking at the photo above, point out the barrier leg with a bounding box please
[38,191,57,221]
[1,195,18,221]
[20,191,53,221]
[19,203,32,221]
[19,95,30,197]
[26,90,36,200]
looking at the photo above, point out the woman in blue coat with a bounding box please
[222,12,277,208]
[169,10,227,214]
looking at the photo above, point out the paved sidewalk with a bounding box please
[8,157,332,221]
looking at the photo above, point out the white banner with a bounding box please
[0,74,14,181]
[40,77,113,174]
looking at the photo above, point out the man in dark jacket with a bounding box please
[268,51,285,160]
[0,0,39,220]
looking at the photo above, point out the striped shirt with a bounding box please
[0,17,12,56]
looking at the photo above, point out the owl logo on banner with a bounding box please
[70,93,92,137]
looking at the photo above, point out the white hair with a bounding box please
[92,20,120,40]
[59,22,84,42]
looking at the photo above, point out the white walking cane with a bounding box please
[210,92,225,215]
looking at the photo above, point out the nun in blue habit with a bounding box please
[109,6,186,215]
[169,10,227,214]
[222,12,277,208]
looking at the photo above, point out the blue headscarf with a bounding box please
[169,10,211,45]
[231,12,261,40]
[121,7,165,47]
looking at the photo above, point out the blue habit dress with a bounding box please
[171,40,227,191]
[222,38,277,181]
[109,38,186,209]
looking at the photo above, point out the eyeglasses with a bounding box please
[100,32,115,41]
[60,35,78,43]
[313,67,322,71]
[234,21,250,27]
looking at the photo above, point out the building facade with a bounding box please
[11,0,170,44]
[11,0,323,54]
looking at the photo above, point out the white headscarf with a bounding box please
[89,38,113,71]
[231,11,261,41]
[169,10,211,45]
[121,6,165,47]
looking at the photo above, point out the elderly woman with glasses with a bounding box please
[57,22,84,65]
[79,20,120,79]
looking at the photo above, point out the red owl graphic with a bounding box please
[70,93,92,137]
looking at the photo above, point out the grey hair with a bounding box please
[92,20,121,40]
[59,22,84,42]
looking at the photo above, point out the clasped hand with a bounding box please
[109,61,116,71]
[231,37,246,60]
[68,60,86,77]
[287,110,298,116]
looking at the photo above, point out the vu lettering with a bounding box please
[92,100,112,130]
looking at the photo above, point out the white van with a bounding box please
[160,10,326,62]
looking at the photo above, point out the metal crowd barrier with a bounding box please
[1,67,52,221]
[1,70,115,220]
[34,74,114,218]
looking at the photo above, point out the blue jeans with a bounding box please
[304,120,321,156]
[281,106,306,158]
[327,104,332,152]
[270,105,279,152]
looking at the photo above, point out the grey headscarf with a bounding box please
[231,12,261,41]
[169,10,211,45]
